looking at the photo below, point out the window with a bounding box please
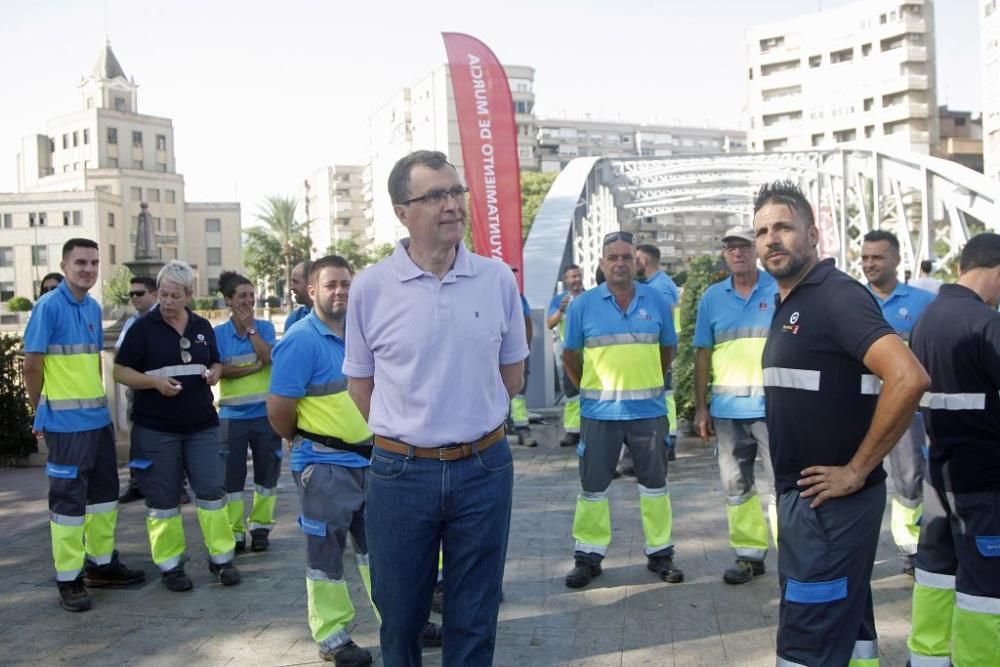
[83,129,89,144]
[153,217,161,232]
[135,160,143,170]
[1,214,11,228]
[108,157,118,168]
[0,247,12,267]
[49,138,55,153]
[73,163,80,171]
[73,211,82,226]
[108,212,115,227]
[165,218,176,233]
[207,248,222,265]
[63,211,71,226]
[132,131,142,147]
[157,162,167,172]
[147,188,160,202]
[86,97,93,109]
[130,187,142,200]
[108,128,117,144]
[0,282,13,302]
[28,213,35,227]
[208,277,220,293]
[165,190,175,203]
[862,43,872,57]
[156,134,166,150]
[114,97,127,111]
[809,55,821,68]
[72,131,78,147]
[205,218,221,233]
[62,134,68,149]
[339,218,351,226]
[109,244,116,264]
[32,245,48,266]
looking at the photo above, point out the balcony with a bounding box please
[761,95,803,116]
[881,101,929,122]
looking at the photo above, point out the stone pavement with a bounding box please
[0,413,916,666]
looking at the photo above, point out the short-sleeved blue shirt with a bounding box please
[23,280,111,432]
[867,282,935,341]
[214,318,277,420]
[564,282,678,421]
[520,294,530,317]
[284,305,310,335]
[694,270,778,419]
[644,270,679,307]
[270,312,368,472]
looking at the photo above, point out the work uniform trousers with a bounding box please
[776,482,885,667]
[131,424,235,572]
[509,356,531,432]
[46,425,120,582]
[221,416,282,544]
[293,463,374,653]
[714,418,776,563]
[885,412,927,569]
[573,416,674,564]
[908,469,1000,666]
[562,367,580,435]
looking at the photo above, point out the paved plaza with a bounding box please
[1,412,916,666]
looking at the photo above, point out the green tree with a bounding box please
[326,239,368,270]
[7,297,32,312]
[520,171,558,240]
[102,265,134,307]
[674,256,727,431]
[243,228,284,292]
[0,335,36,463]
[368,243,394,264]
[254,195,310,306]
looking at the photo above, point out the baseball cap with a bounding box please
[721,227,754,244]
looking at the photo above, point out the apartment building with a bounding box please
[300,165,367,254]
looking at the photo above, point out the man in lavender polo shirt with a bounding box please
[344,150,528,666]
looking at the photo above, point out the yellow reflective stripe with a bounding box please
[41,354,104,401]
[581,343,663,395]
[223,353,258,366]
[763,367,820,391]
[920,392,986,410]
[584,333,660,347]
[219,366,270,404]
[145,364,207,378]
[713,327,770,344]
[47,343,100,354]
[712,338,766,389]
[298,392,371,444]
[41,396,108,410]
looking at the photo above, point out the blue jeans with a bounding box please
[367,438,514,666]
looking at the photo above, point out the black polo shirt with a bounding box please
[116,306,220,434]
[911,284,1000,492]
[762,259,896,495]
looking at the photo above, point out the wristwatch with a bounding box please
[247,328,257,336]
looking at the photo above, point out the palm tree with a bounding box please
[255,195,309,307]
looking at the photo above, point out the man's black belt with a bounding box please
[295,429,373,459]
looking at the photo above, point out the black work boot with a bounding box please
[161,565,193,592]
[209,560,241,586]
[431,581,444,614]
[84,553,146,587]
[57,576,93,612]
[118,483,144,503]
[319,641,373,666]
[559,432,580,448]
[647,554,684,583]
[250,528,270,552]
[421,621,443,648]
[723,559,765,585]
[565,558,602,588]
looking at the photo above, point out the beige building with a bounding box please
[1,42,240,303]
[937,105,983,173]
[984,0,1000,181]
[300,165,367,255]
[747,0,939,155]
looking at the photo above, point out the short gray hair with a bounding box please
[157,260,195,293]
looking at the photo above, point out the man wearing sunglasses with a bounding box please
[562,230,682,588]
[115,276,158,504]
[344,150,528,666]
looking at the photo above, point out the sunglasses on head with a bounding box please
[602,231,635,247]
[179,336,192,364]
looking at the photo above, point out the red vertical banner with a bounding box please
[442,32,524,290]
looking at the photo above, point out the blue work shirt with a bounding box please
[270,312,368,471]
[644,270,679,307]
[23,280,111,433]
[284,305,310,334]
[867,282,935,341]
[564,282,677,421]
[214,317,277,420]
[693,270,778,419]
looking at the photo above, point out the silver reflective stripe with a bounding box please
[218,393,267,406]
[305,379,347,396]
[714,327,770,344]
[254,484,277,497]
[860,374,882,395]
[306,567,344,583]
[56,568,82,582]
[147,507,181,520]
[41,396,108,410]
[914,568,956,590]
[86,552,113,566]
[584,333,660,347]
[637,484,667,498]
[727,491,757,506]
[85,501,118,514]
[248,521,273,531]
[852,639,878,659]
[356,553,370,568]
[920,392,986,411]
[579,387,663,401]
[208,549,234,564]
[574,542,608,556]
[580,490,609,502]
[909,654,952,666]
[157,555,182,572]
[226,492,244,503]
[47,343,99,355]
[735,547,766,560]
[50,512,85,526]
[196,497,226,511]
[318,629,352,653]
[763,367,821,391]
[644,542,673,556]
[712,384,765,397]
[224,353,258,366]
[145,364,207,378]
[956,591,1000,614]
[776,658,808,667]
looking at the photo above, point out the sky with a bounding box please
[0,0,983,227]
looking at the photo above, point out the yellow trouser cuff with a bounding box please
[908,581,955,658]
[306,575,356,643]
[953,604,1000,665]
[727,496,769,558]
[890,497,921,555]
[572,495,611,552]
[147,514,186,569]
[639,491,673,554]
[51,520,85,580]
[84,507,118,562]
[196,505,236,561]
[564,398,580,432]
[248,492,276,530]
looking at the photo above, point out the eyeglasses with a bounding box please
[723,244,752,254]
[129,290,147,298]
[179,336,192,364]
[398,185,469,206]
[602,231,635,247]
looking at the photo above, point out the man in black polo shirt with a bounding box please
[907,233,1000,665]
[754,181,929,667]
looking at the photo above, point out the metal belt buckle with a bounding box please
[438,445,461,460]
